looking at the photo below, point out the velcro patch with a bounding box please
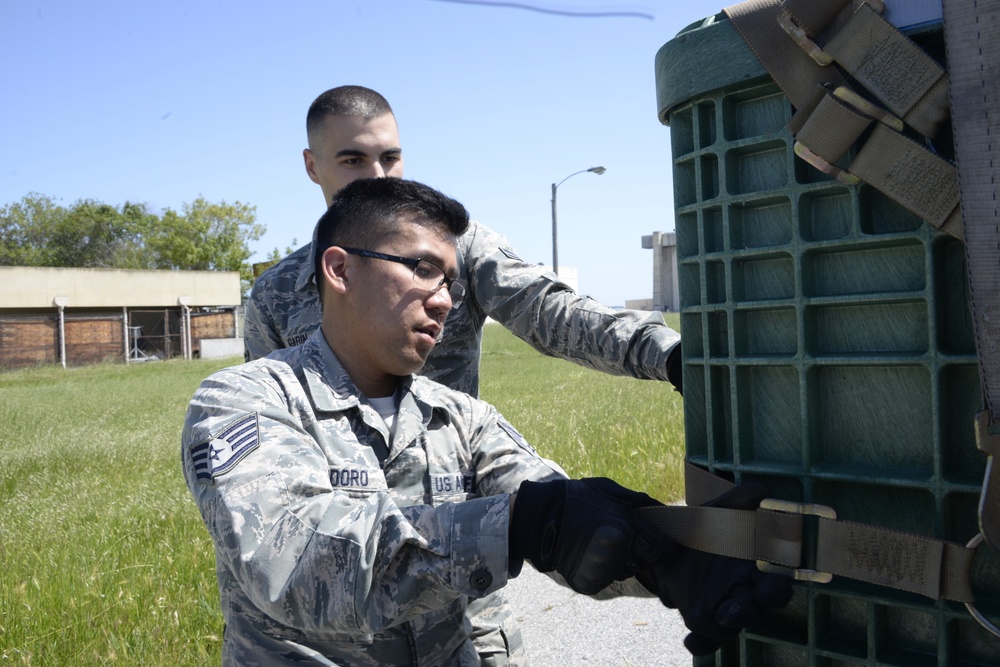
[497,418,537,456]
[191,413,261,482]
[499,247,522,262]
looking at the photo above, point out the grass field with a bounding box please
[0,318,684,665]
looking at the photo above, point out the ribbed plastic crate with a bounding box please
[655,13,1000,667]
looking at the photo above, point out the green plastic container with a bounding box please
[655,13,1000,666]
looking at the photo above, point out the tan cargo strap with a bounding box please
[635,462,976,603]
[944,0,1000,564]
[723,0,963,239]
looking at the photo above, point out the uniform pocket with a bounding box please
[220,471,290,561]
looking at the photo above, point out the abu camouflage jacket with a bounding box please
[182,330,567,665]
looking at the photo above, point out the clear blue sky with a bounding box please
[2,1,714,306]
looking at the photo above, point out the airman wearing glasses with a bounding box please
[184,177,791,666]
[311,193,471,398]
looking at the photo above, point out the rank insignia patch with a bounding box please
[191,413,260,482]
[499,247,522,262]
[498,418,537,456]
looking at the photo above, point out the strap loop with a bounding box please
[823,2,950,137]
[965,534,1000,638]
[831,85,904,132]
[793,142,860,185]
[724,0,961,239]
[677,462,977,603]
[756,499,836,583]
[796,91,873,164]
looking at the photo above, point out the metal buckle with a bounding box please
[964,533,1000,638]
[831,86,905,132]
[777,9,833,65]
[975,411,1000,553]
[975,410,1000,457]
[794,142,862,186]
[756,498,836,583]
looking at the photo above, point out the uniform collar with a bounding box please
[294,221,324,292]
[299,329,452,426]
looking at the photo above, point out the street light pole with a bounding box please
[551,166,606,277]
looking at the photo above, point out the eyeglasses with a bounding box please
[340,246,466,308]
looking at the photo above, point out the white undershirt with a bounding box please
[368,389,401,438]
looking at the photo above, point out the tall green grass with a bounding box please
[0,319,683,665]
[479,320,685,502]
[0,359,230,665]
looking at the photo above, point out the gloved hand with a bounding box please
[666,343,683,395]
[633,481,794,655]
[508,477,666,595]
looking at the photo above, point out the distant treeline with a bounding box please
[0,193,265,295]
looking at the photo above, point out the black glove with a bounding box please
[633,481,794,655]
[666,343,682,395]
[508,477,665,595]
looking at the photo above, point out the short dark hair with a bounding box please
[306,86,394,148]
[313,178,470,295]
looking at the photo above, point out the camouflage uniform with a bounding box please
[182,330,571,665]
[241,220,680,664]
[244,220,681,396]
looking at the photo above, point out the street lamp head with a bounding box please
[551,165,606,277]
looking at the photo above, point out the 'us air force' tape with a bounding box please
[191,413,261,482]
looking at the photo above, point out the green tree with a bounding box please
[0,193,266,297]
[113,202,161,269]
[250,237,299,286]
[0,193,66,266]
[267,238,298,262]
[47,199,156,269]
[147,197,264,294]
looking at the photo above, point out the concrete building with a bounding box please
[0,266,242,370]
[641,231,679,312]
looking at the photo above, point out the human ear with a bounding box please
[320,246,351,296]
[304,148,320,185]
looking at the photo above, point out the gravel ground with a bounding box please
[504,566,694,667]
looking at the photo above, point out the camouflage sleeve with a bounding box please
[431,388,663,602]
[462,221,680,381]
[181,370,511,636]
[467,402,568,496]
[243,278,283,362]
[457,396,660,600]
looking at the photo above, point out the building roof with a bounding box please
[1,266,241,309]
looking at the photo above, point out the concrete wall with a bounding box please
[0,266,241,309]
[200,337,243,359]
[625,298,654,310]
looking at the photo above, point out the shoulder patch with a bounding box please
[497,418,537,456]
[191,413,261,482]
[499,247,522,262]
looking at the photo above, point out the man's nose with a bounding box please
[425,283,453,313]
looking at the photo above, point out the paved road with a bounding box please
[504,566,694,667]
